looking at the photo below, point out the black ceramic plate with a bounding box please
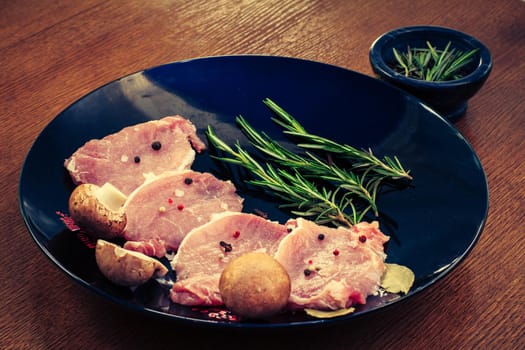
[19,55,488,328]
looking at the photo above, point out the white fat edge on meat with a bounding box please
[177,150,197,171]
[65,157,76,172]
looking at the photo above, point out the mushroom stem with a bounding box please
[95,183,127,211]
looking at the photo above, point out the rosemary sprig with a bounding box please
[236,115,379,215]
[206,126,367,226]
[262,98,412,180]
[392,41,479,81]
[206,99,412,226]
[206,100,413,226]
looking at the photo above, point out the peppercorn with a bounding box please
[184,177,193,185]
[304,269,312,276]
[151,141,162,150]
[318,233,325,240]
[134,156,141,163]
[220,241,232,252]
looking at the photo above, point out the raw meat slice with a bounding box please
[275,218,389,310]
[122,170,244,257]
[64,116,206,195]
[170,212,290,306]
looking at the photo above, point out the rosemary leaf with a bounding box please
[393,47,410,77]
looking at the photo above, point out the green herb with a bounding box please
[206,99,412,227]
[235,115,379,215]
[392,41,478,81]
[207,126,366,226]
[262,98,412,181]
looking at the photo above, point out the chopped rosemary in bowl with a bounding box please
[392,41,479,82]
[369,26,492,121]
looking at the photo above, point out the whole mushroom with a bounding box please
[68,183,127,240]
[219,252,291,319]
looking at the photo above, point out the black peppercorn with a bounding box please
[134,156,141,163]
[219,241,232,252]
[151,141,162,150]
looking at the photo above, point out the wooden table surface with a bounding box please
[1,1,523,349]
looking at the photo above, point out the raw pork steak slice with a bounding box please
[64,116,206,195]
[170,212,289,306]
[122,170,243,257]
[275,218,389,311]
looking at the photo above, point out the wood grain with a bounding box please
[1,0,524,349]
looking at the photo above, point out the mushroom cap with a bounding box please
[219,252,291,319]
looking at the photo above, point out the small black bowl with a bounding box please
[369,26,492,121]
